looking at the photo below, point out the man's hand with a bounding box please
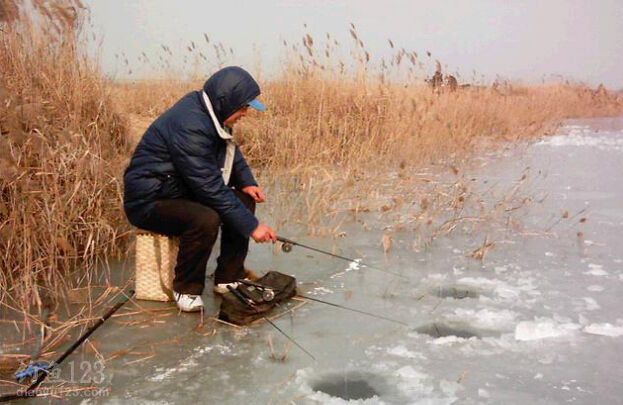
[251,223,277,243]
[242,185,266,203]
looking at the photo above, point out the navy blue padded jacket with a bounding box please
[123,67,260,237]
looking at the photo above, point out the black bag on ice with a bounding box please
[218,271,297,325]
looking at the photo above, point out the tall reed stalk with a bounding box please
[0,0,130,313]
[1,2,622,315]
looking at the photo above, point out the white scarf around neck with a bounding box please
[201,90,236,185]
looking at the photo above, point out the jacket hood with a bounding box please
[202,66,261,125]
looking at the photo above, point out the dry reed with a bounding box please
[1,1,622,328]
[0,1,130,318]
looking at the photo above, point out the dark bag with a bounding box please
[218,271,297,325]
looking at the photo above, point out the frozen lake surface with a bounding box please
[13,117,623,404]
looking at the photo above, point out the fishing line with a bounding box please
[277,236,408,279]
[297,295,407,326]
[226,285,316,361]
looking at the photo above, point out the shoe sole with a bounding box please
[178,306,203,312]
[213,282,238,295]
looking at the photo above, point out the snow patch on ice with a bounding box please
[330,259,362,279]
[432,336,468,345]
[426,273,448,281]
[395,365,427,381]
[584,269,609,276]
[449,308,518,330]
[514,319,580,341]
[148,368,174,382]
[494,265,508,274]
[393,365,451,401]
[306,390,384,405]
[587,285,604,292]
[536,131,623,151]
[456,277,533,301]
[197,344,232,355]
[148,344,233,382]
[584,323,623,337]
[347,259,362,271]
[582,297,600,311]
[584,263,608,276]
[309,286,334,296]
[386,345,424,360]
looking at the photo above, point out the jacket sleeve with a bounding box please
[167,126,259,238]
[230,145,258,189]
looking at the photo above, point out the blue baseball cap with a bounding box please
[247,98,267,111]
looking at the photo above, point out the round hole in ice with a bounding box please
[415,322,493,339]
[311,372,381,400]
[432,286,480,299]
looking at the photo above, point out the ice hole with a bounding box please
[415,322,483,339]
[312,372,380,400]
[433,286,480,299]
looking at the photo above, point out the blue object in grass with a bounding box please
[15,362,51,382]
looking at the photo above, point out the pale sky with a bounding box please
[85,0,623,89]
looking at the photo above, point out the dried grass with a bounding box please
[0,1,131,315]
[1,2,622,328]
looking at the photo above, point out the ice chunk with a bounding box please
[494,265,508,274]
[584,323,623,337]
[347,259,362,272]
[584,264,609,276]
[515,320,580,341]
[310,287,334,296]
[386,345,423,359]
[536,133,623,151]
[432,336,467,345]
[478,388,490,398]
[582,297,600,311]
[451,308,518,330]
[395,365,427,382]
[456,277,523,300]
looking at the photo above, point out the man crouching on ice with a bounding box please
[123,66,277,312]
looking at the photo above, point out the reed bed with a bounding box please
[0,0,131,318]
[1,0,622,335]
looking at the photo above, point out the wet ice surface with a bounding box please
[40,117,623,404]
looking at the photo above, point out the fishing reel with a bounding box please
[236,279,276,302]
[262,288,275,302]
[281,242,293,253]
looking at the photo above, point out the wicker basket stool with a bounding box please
[135,232,179,302]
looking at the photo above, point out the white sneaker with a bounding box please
[213,269,261,295]
[173,291,204,312]
[213,282,239,295]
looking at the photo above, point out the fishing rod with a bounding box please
[226,285,316,361]
[14,306,52,383]
[297,294,407,326]
[276,236,408,279]
[237,280,406,326]
[0,290,135,403]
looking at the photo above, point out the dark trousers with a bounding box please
[139,190,255,295]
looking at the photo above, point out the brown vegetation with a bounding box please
[1,1,622,322]
[0,0,130,315]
